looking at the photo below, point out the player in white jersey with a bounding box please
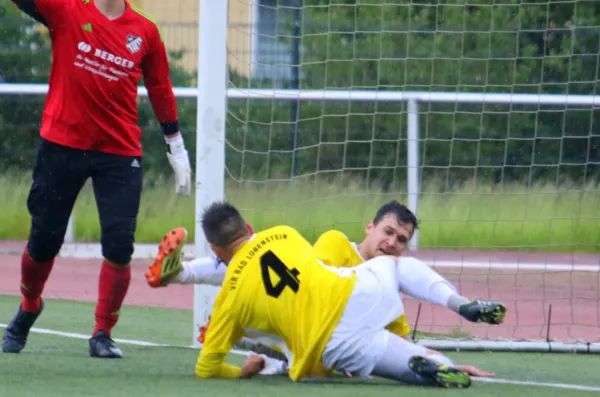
[145,201,501,378]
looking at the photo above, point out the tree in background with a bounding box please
[0,3,51,169]
[0,7,197,174]
[227,0,600,185]
[2,1,600,185]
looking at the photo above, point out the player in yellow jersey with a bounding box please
[147,201,504,330]
[145,200,501,378]
[191,201,472,387]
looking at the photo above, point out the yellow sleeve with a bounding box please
[196,353,242,378]
[313,230,353,268]
[195,295,244,378]
[385,314,411,338]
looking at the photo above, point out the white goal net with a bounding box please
[1,0,599,353]
[193,0,600,352]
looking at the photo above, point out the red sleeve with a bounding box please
[11,0,66,27]
[142,28,179,134]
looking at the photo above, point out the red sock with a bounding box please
[20,249,54,313]
[93,260,131,337]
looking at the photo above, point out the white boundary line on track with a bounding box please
[0,243,594,272]
[2,243,599,272]
[1,323,599,392]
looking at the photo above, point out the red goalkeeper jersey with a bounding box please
[12,0,178,156]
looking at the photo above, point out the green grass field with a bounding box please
[0,294,598,397]
[0,173,599,252]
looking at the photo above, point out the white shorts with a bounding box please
[321,255,404,378]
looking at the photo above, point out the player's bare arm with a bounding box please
[241,354,267,378]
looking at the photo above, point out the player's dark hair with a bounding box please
[373,200,419,231]
[201,201,249,247]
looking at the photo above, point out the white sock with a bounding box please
[445,293,471,312]
[174,264,192,284]
[429,282,470,312]
[173,256,227,286]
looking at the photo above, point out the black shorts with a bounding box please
[26,138,143,264]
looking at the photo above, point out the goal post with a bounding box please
[191,0,229,347]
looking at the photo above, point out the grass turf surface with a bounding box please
[0,295,598,397]
[1,174,599,252]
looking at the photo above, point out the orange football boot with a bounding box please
[197,317,211,344]
[145,227,187,288]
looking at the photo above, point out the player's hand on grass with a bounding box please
[456,365,495,378]
[241,354,266,379]
[257,354,288,376]
[165,134,192,196]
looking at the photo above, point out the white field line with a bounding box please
[1,323,599,392]
[1,243,592,272]
[473,377,600,392]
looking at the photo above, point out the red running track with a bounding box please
[0,244,598,343]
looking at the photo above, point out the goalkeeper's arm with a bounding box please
[141,24,191,197]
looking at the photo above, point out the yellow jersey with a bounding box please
[195,225,357,381]
[313,229,411,338]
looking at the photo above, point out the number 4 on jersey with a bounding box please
[260,250,300,298]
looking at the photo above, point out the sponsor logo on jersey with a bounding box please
[77,41,92,53]
[126,34,143,54]
[77,41,134,69]
[74,41,135,81]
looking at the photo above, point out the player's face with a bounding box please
[364,214,413,258]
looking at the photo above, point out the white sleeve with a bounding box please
[174,255,227,286]
[396,257,457,307]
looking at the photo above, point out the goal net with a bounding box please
[1,0,598,354]
[196,0,600,352]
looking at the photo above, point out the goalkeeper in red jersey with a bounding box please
[2,0,192,359]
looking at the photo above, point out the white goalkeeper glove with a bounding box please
[165,134,192,196]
